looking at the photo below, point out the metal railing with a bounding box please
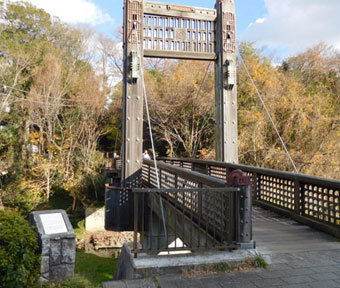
[158,157,340,238]
[104,158,122,170]
[129,159,253,255]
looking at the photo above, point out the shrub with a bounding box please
[0,210,41,287]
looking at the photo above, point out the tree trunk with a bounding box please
[0,194,4,210]
[91,176,98,201]
[46,168,50,200]
[72,197,77,211]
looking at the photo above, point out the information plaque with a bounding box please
[40,213,68,235]
[30,209,76,281]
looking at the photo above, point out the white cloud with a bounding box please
[13,0,114,25]
[241,0,340,56]
[247,17,267,29]
[255,18,266,24]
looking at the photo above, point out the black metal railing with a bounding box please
[129,160,253,255]
[158,157,340,238]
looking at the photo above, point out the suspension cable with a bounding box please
[134,28,167,236]
[237,48,299,174]
[195,61,212,101]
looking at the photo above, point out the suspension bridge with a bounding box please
[103,0,340,286]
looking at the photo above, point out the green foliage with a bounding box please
[37,186,74,211]
[253,253,269,269]
[1,179,43,212]
[73,219,86,235]
[0,210,41,287]
[216,262,230,272]
[152,277,162,288]
[76,219,85,230]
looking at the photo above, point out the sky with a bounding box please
[11,0,340,60]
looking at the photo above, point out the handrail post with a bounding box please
[239,184,252,244]
[226,167,231,181]
[198,183,203,225]
[294,179,301,215]
[227,170,254,249]
[133,191,139,258]
[252,172,258,200]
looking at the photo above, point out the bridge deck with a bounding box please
[253,206,340,255]
[104,205,340,288]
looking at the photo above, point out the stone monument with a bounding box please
[29,209,76,282]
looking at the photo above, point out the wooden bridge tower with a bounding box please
[122,0,238,184]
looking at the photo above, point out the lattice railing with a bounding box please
[159,157,340,238]
[259,175,295,210]
[303,184,339,225]
[138,160,242,253]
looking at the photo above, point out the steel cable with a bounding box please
[237,47,299,173]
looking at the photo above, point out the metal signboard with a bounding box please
[40,213,68,235]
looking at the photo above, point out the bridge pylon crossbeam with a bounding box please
[122,0,238,184]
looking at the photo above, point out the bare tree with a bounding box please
[147,60,215,157]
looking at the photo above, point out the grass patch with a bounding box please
[253,253,269,269]
[152,277,161,288]
[37,251,118,288]
[74,251,118,285]
[216,262,230,272]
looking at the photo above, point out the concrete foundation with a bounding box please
[85,207,105,232]
[112,242,258,281]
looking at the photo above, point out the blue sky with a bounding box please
[19,0,340,60]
